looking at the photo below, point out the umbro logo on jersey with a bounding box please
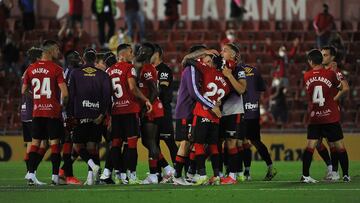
[82,67,97,74]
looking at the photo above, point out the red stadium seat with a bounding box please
[352,32,360,42]
[341,21,354,31]
[174,20,188,30]
[170,31,188,42]
[204,32,222,42]
[154,31,171,42]
[342,111,357,128]
[208,20,223,30]
[190,21,206,30]
[275,21,288,31]
[258,21,272,31]
[254,32,271,42]
[225,21,240,30]
[290,21,304,31]
[237,32,255,42]
[241,21,255,31]
[187,32,204,42]
[303,32,316,42]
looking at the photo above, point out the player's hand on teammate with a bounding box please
[211,106,222,118]
[222,66,232,78]
[93,114,105,125]
[145,99,153,113]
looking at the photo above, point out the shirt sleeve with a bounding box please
[127,65,137,79]
[66,71,76,117]
[23,69,30,86]
[188,66,215,108]
[330,71,341,88]
[101,74,112,115]
[234,66,246,81]
[56,65,65,85]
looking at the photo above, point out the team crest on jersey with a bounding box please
[82,67,97,76]
[131,68,137,77]
[238,71,246,78]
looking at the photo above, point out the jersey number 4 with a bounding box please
[204,82,225,103]
[312,85,325,107]
[112,77,123,98]
[32,78,52,99]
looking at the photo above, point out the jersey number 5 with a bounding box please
[312,85,325,107]
[204,82,225,103]
[112,77,123,98]
[32,78,52,99]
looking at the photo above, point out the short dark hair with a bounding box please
[141,42,155,53]
[42,40,59,51]
[153,43,163,58]
[27,47,43,63]
[321,46,337,57]
[117,44,131,54]
[103,52,117,68]
[65,50,81,67]
[189,44,207,53]
[307,49,323,65]
[83,47,96,64]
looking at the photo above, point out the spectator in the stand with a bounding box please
[0,0,13,48]
[124,0,145,42]
[221,29,239,48]
[329,32,346,64]
[313,4,334,48]
[230,0,246,23]
[1,34,19,71]
[92,0,116,47]
[164,0,181,28]
[269,79,288,128]
[108,27,132,55]
[18,0,35,31]
[58,19,90,54]
[266,37,299,85]
[69,0,83,28]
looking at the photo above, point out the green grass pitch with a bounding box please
[0,161,359,203]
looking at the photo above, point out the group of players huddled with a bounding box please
[20,39,350,186]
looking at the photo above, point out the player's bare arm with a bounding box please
[222,66,247,95]
[58,82,69,107]
[128,77,152,113]
[334,80,349,101]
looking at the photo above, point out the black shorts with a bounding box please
[175,118,192,141]
[192,116,219,144]
[22,122,32,142]
[239,118,261,141]
[219,114,242,139]
[307,122,344,142]
[32,117,64,140]
[158,115,174,140]
[73,119,102,144]
[112,113,140,140]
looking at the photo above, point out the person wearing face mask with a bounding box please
[266,37,299,84]
[313,4,335,48]
[221,29,238,48]
[109,28,132,55]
